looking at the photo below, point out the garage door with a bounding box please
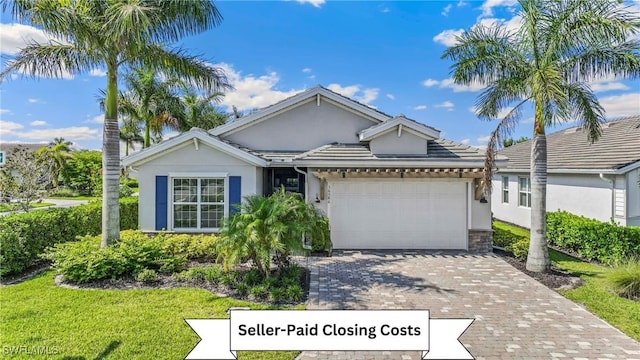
[329,180,467,249]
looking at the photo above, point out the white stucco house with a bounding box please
[123,86,500,251]
[492,115,640,228]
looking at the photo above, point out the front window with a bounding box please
[502,176,509,203]
[173,177,225,230]
[518,177,531,208]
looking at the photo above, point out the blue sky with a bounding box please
[1,0,639,152]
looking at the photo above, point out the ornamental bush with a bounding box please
[605,259,640,300]
[0,198,138,278]
[42,230,219,283]
[546,211,640,265]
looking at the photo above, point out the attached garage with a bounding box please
[328,179,468,249]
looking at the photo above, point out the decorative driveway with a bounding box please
[296,251,640,360]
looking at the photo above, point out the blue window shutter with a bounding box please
[155,176,168,230]
[229,176,241,215]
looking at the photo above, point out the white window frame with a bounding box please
[168,172,228,232]
[518,176,531,208]
[502,176,509,203]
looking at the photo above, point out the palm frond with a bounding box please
[1,42,96,80]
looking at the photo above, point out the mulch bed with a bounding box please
[494,248,584,290]
[53,262,310,305]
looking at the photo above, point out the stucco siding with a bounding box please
[493,173,623,228]
[132,142,259,231]
[471,192,492,230]
[369,130,428,156]
[626,168,640,226]
[225,98,377,151]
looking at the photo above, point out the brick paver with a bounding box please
[295,251,640,360]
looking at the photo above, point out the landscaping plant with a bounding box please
[605,259,640,301]
[217,188,330,277]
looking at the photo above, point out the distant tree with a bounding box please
[502,136,530,148]
[36,137,72,188]
[61,150,102,194]
[0,146,50,211]
[178,89,227,131]
[119,116,144,157]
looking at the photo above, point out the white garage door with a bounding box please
[329,180,468,249]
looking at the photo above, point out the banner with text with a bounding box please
[185,310,474,360]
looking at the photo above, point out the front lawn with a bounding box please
[493,220,640,341]
[0,271,300,360]
[0,202,54,212]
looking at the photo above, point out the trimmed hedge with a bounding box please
[0,198,138,278]
[547,211,640,265]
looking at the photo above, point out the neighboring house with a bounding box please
[492,116,640,228]
[123,86,502,251]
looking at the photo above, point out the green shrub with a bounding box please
[269,288,285,302]
[159,233,218,260]
[136,269,159,283]
[506,238,530,261]
[0,198,138,278]
[547,211,640,265]
[236,281,249,297]
[42,231,219,283]
[605,259,640,300]
[121,177,139,188]
[119,185,133,198]
[249,285,268,299]
[492,227,526,248]
[285,285,304,302]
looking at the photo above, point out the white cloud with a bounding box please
[0,120,24,136]
[0,108,10,115]
[386,93,395,100]
[295,0,325,8]
[457,0,468,7]
[413,105,427,110]
[477,135,491,144]
[460,138,471,145]
[29,120,47,126]
[380,7,390,13]
[327,83,379,105]
[599,92,640,118]
[302,68,312,73]
[476,15,523,34]
[89,68,107,77]
[86,115,104,124]
[440,78,485,92]
[469,106,516,119]
[422,78,439,87]
[434,101,455,110]
[216,63,304,112]
[480,0,518,18]
[0,23,56,55]
[588,74,630,93]
[433,29,464,47]
[27,98,40,104]
[442,4,453,16]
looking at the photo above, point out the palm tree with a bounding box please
[178,89,228,131]
[1,0,229,247]
[443,0,640,272]
[119,67,184,148]
[37,137,72,188]
[119,117,144,157]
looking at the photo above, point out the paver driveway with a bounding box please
[296,251,640,360]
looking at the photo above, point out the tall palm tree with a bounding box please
[36,137,72,188]
[443,0,640,272]
[119,67,184,148]
[1,0,229,247]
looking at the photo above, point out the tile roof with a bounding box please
[498,116,640,171]
[0,143,47,153]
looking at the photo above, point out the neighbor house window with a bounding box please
[501,176,509,203]
[172,177,225,230]
[518,177,531,208]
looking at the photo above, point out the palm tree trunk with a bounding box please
[102,58,121,248]
[144,123,151,148]
[526,132,550,272]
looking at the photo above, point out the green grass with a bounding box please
[0,202,54,212]
[0,271,300,359]
[493,220,640,341]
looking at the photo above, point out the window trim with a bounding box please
[501,176,509,204]
[518,176,531,208]
[168,173,229,232]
